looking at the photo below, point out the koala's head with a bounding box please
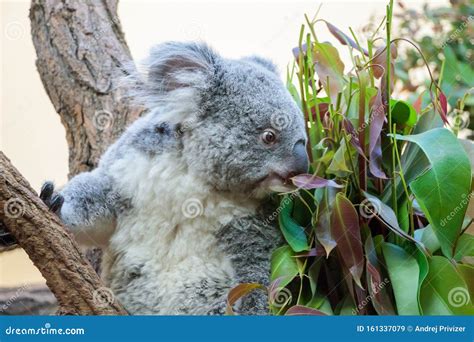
[133,42,308,198]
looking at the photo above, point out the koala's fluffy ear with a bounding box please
[241,56,279,75]
[147,42,218,92]
[128,42,219,124]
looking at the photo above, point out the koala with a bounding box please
[15,42,309,314]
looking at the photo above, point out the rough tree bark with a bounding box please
[30,0,141,175]
[0,153,127,315]
[0,0,142,314]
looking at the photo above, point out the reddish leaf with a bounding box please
[331,193,364,288]
[368,89,387,179]
[354,285,369,315]
[226,283,265,315]
[413,92,423,114]
[364,235,396,315]
[292,43,309,60]
[298,246,326,257]
[431,89,449,124]
[343,118,366,157]
[285,305,327,316]
[324,21,369,56]
[439,91,447,116]
[310,103,330,124]
[371,43,397,79]
[292,174,343,189]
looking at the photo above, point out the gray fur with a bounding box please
[48,42,308,315]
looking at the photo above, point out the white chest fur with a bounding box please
[102,150,258,313]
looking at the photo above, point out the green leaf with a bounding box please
[420,256,474,315]
[278,196,309,252]
[308,258,324,295]
[306,293,334,315]
[456,264,474,303]
[414,225,441,253]
[460,139,474,177]
[331,193,364,288]
[454,233,474,261]
[345,83,377,127]
[390,99,417,127]
[286,80,302,109]
[414,246,429,314]
[271,246,299,288]
[381,107,443,205]
[393,128,472,258]
[338,295,357,316]
[382,243,420,315]
[327,138,355,177]
[397,199,410,234]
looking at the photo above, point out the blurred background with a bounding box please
[2,0,467,290]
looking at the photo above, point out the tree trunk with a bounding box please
[0,152,128,315]
[30,0,142,176]
[0,0,142,314]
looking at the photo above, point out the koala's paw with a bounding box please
[40,181,64,215]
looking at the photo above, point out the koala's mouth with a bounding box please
[259,172,296,193]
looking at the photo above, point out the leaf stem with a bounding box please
[386,0,397,215]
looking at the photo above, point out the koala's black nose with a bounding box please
[291,140,309,175]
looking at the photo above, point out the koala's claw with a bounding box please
[50,194,64,213]
[40,182,54,201]
[40,181,64,215]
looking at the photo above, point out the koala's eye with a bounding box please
[261,129,277,145]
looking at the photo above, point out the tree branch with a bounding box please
[0,152,128,315]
